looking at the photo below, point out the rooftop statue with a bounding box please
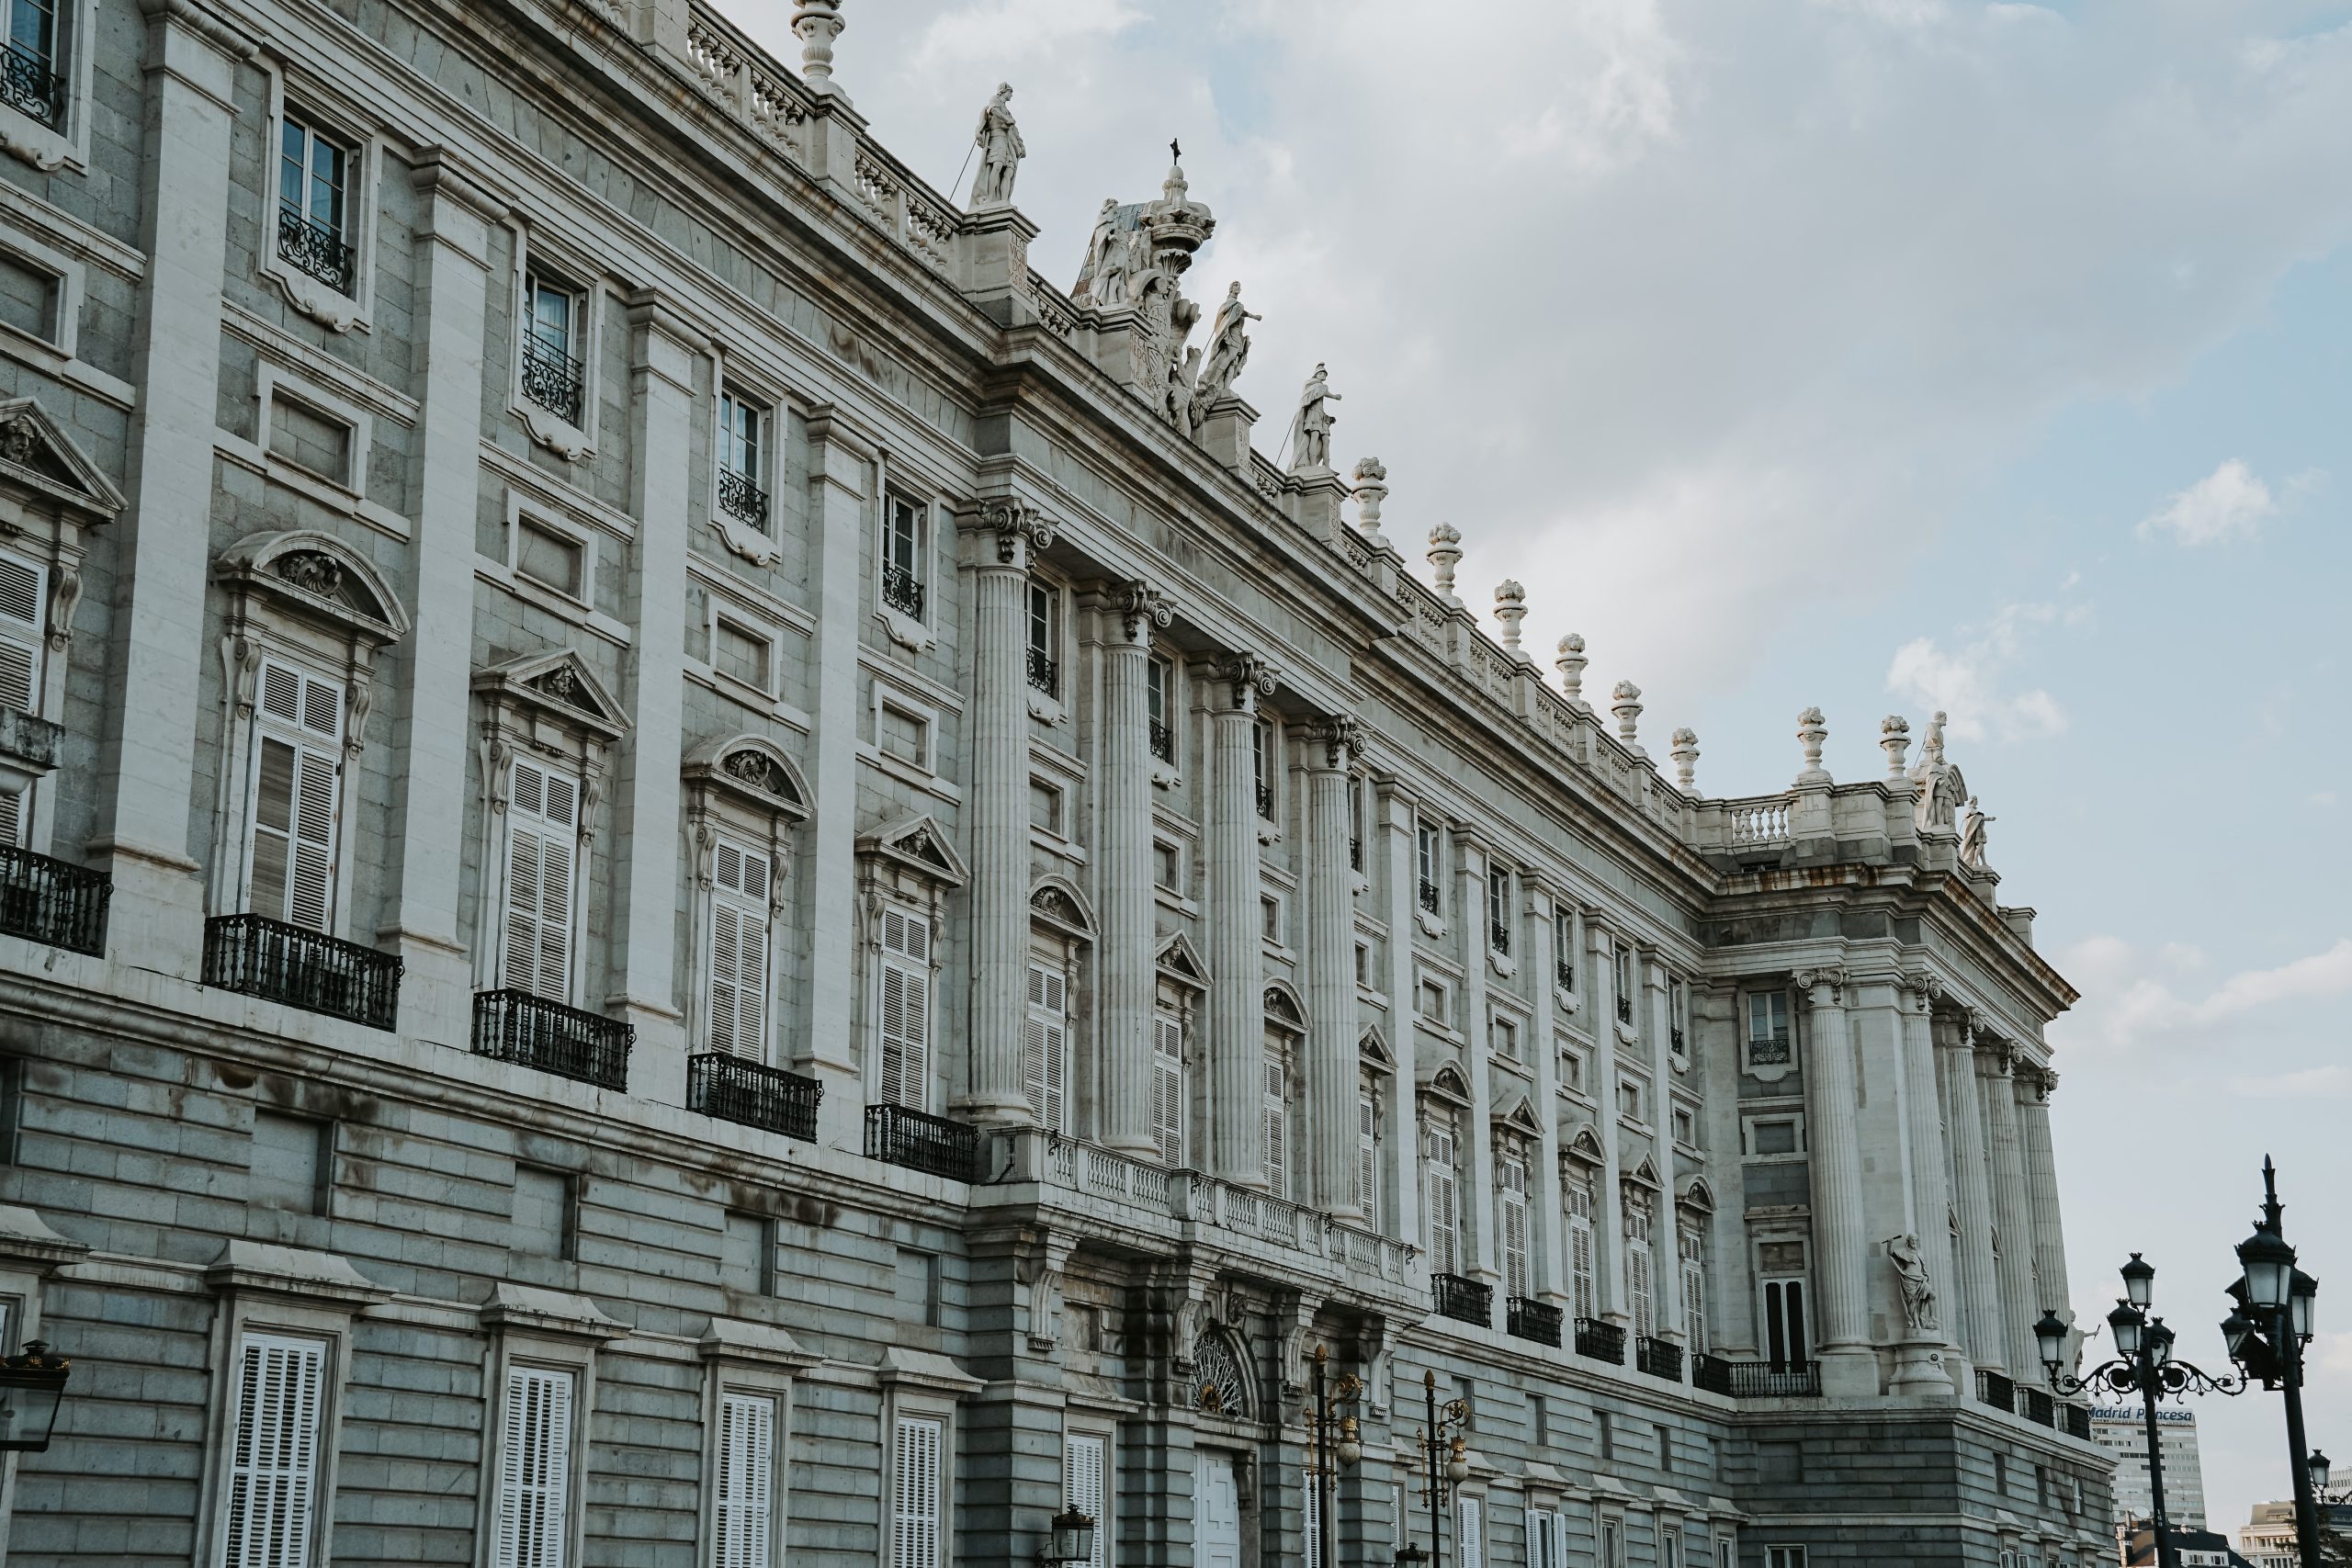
[1195,282,1261,406]
[1960,795,1995,869]
[1289,364,1341,473]
[970,84,1024,209]
[1080,199,1136,308]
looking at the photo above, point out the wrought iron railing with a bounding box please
[1348,835,1363,872]
[1722,1360,1821,1398]
[1148,720,1174,764]
[865,1103,978,1181]
[203,915,401,1032]
[0,44,62,130]
[1416,878,1440,915]
[0,844,109,956]
[520,337,585,424]
[276,206,356,293]
[2063,1404,2091,1441]
[1975,1368,2016,1414]
[1025,645,1058,699]
[688,1052,820,1142]
[1489,919,1510,953]
[882,563,924,620]
[1432,1273,1491,1327]
[1507,1297,1562,1347]
[1615,993,1633,1024]
[1575,1318,1626,1364]
[1636,1336,1684,1381]
[718,467,768,529]
[2022,1388,2055,1427]
[1254,782,1274,820]
[1748,1029,1792,1065]
[471,988,633,1090]
[1690,1352,1734,1395]
[1670,1026,1685,1054]
[1555,959,1575,992]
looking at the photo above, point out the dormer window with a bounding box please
[277,114,355,294]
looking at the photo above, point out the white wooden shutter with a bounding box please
[1681,1230,1708,1352]
[1426,1126,1459,1276]
[1261,1054,1287,1197]
[1064,1433,1106,1568]
[503,760,579,1001]
[891,1415,943,1568]
[1569,1214,1596,1323]
[1457,1495,1483,1568]
[1628,1239,1655,1340]
[493,1364,574,1568]
[1151,1012,1185,1167]
[707,840,771,1059]
[1024,963,1068,1133]
[1356,1089,1379,1225]
[0,555,44,717]
[1500,1158,1530,1300]
[249,662,343,931]
[220,1331,326,1568]
[714,1391,776,1568]
[878,905,931,1111]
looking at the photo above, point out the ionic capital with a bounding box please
[1212,652,1276,714]
[969,496,1055,568]
[1116,580,1174,642]
[1305,716,1361,772]
[1792,967,1849,1002]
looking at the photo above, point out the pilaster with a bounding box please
[1204,653,1272,1183]
[1376,781,1423,1252]
[1939,1010,2005,1373]
[1796,968,1874,1393]
[1526,883,1569,1310]
[1978,1037,2042,1383]
[1588,919,1628,1325]
[1895,974,1962,1393]
[1644,952,1683,1346]
[2018,1065,2072,1336]
[1092,581,1167,1154]
[1454,832,1498,1286]
[1304,716,1361,1216]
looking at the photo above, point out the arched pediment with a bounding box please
[473,648,628,739]
[1030,874,1095,943]
[0,397,125,523]
[1261,979,1306,1033]
[857,812,968,888]
[1491,1091,1546,1143]
[1561,1122,1607,1168]
[1678,1175,1718,1215]
[1155,931,1208,989]
[684,733,810,820]
[218,529,411,645]
[1418,1058,1473,1110]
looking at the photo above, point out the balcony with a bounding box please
[0,844,110,956]
[2063,1404,2091,1441]
[1348,835,1363,872]
[202,915,401,1032]
[1575,1318,1626,1364]
[1721,1360,1822,1398]
[520,337,585,425]
[0,708,61,773]
[1254,782,1274,820]
[718,467,769,530]
[1615,993,1633,1025]
[1507,1297,1562,1347]
[687,1052,820,1142]
[1025,645,1059,700]
[865,1103,978,1182]
[1489,920,1510,954]
[277,206,356,294]
[882,563,924,620]
[1432,1273,1491,1327]
[1416,878,1440,916]
[1748,1029,1792,1066]
[2022,1388,2055,1428]
[0,43,62,130]
[1148,720,1175,765]
[1636,1336,1684,1382]
[1555,959,1575,992]
[1690,1352,1733,1395]
[471,988,632,1090]
[1975,1368,2016,1414]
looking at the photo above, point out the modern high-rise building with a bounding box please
[0,1,2113,1564]
[2088,1405,2206,1530]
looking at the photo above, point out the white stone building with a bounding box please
[0,0,2112,1565]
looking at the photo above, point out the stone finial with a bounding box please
[1795,705,1830,784]
[1669,728,1700,795]
[1350,457,1389,549]
[1880,715,1911,782]
[1426,523,1462,606]
[792,0,845,93]
[1611,680,1644,750]
[1493,581,1528,659]
[1555,634,1588,708]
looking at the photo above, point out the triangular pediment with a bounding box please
[1623,1155,1663,1191]
[0,397,126,522]
[473,649,629,740]
[1155,931,1209,989]
[1492,1091,1546,1143]
[857,812,968,887]
[1357,1025,1394,1075]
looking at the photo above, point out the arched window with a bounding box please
[682,736,809,1063]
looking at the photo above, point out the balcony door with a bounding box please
[1761,1273,1811,1371]
[1193,1454,1241,1568]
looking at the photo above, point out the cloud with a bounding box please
[2136,458,2277,545]
[2226,1064,2352,1099]
[1884,598,2076,744]
[2052,936,2352,1055]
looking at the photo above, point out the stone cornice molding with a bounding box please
[206,1241,393,1311]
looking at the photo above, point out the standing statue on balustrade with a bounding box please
[1960,796,1994,868]
[1195,282,1261,405]
[1080,199,1135,307]
[1288,363,1341,472]
[970,84,1025,208]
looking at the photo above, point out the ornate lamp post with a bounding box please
[1406,1370,1472,1568]
[2221,1157,2325,1568]
[0,1341,71,1453]
[1309,1345,1363,1568]
[2305,1450,2350,1506]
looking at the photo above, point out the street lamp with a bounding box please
[0,1342,71,1453]
[1041,1509,1097,1565]
[2308,1450,2352,1507]
[2222,1157,2326,1568]
[1412,1370,1473,1568]
[1309,1346,1363,1568]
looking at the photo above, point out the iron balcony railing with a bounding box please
[1254,783,1274,820]
[1489,920,1510,954]
[1975,1368,2016,1414]
[1723,1360,1822,1398]
[2063,1404,2092,1441]
[0,43,62,130]
[1432,1273,1491,1327]
[202,914,401,1032]
[1025,646,1059,700]
[471,988,632,1090]
[1148,720,1175,765]
[1507,1297,1562,1347]
[865,1103,978,1182]
[1748,1029,1792,1066]
[1670,1026,1685,1054]
[1348,835,1363,872]
[2022,1388,2055,1428]
[1555,960,1575,992]
[688,1052,820,1142]
[0,843,110,956]
[1615,993,1634,1024]
[1636,1336,1685,1382]
[1690,1352,1734,1396]
[718,467,769,529]
[1416,878,1440,915]
[276,206,356,294]
[520,337,585,425]
[1575,1318,1626,1364]
[882,563,924,620]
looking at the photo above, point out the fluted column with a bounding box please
[958,500,1051,1123]
[1206,654,1273,1184]
[1798,969,1873,1391]
[1980,1038,2043,1382]
[1895,974,1961,1393]
[1304,717,1360,1215]
[1938,1010,2005,1372]
[1589,920,1628,1323]
[1095,583,1169,1154]
[2018,1066,2073,1332]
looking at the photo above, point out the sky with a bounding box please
[714,0,2352,1532]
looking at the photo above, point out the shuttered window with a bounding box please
[707,839,771,1059]
[1499,1156,1531,1300]
[713,1391,776,1568]
[1626,1207,1655,1340]
[503,759,580,1001]
[0,554,42,840]
[1680,1228,1708,1352]
[1568,1190,1597,1323]
[247,661,343,931]
[1261,1052,1287,1198]
[1356,1089,1379,1227]
[220,1331,326,1568]
[1064,1433,1107,1568]
[878,904,931,1111]
[1151,1011,1185,1167]
[1528,1508,1568,1568]
[890,1415,943,1568]
[1425,1123,1459,1276]
[1023,962,1069,1134]
[1457,1495,1483,1568]
[492,1364,574,1568]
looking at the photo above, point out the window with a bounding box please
[1530,1508,1568,1568]
[1487,867,1510,953]
[1418,980,1448,1028]
[883,494,926,618]
[1023,961,1069,1134]
[1718,1541,1735,1568]
[1612,944,1634,1024]
[1671,1104,1697,1146]
[1559,1043,1585,1094]
[1457,1495,1483,1568]
[1766,1550,1807,1568]
[1,0,63,129]
[244,660,345,934]
[1357,1088,1379,1224]
[1354,942,1370,987]
[717,391,769,530]
[1602,1517,1625,1568]
[278,114,355,293]
[251,1111,329,1215]
[876,701,930,769]
[1681,1227,1708,1352]
[515,517,585,600]
[1261,896,1280,942]
[1668,976,1688,1055]
[1025,581,1059,699]
[1747,990,1792,1066]
[1657,1423,1675,1473]
[1415,820,1440,913]
[1063,1434,1107,1568]
[1252,721,1274,819]
[522,273,585,424]
[1567,1180,1597,1321]
[1663,1531,1682,1568]
[1152,1011,1184,1167]
[1625,1201,1655,1339]
[1554,909,1576,991]
[712,617,773,694]
[220,1331,328,1568]
[1147,656,1174,763]
[492,1364,575,1568]
[706,838,771,1059]
[1030,780,1065,837]
[714,1391,778,1568]
[267,392,354,486]
[1759,1242,1811,1371]
[1152,840,1180,891]
[890,1415,944,1568]
[1498,1155,1530,1299]
[1424,1120,1460,1275]
[1348,776,1365,871]
[877,904,933,1111]
[503,759,580,1000]
[1747,1116,1802,1157]
[1491,1015,1520,1063]
[1617,1074,1645,1122]
[720,1212,772,1296]
[1262,1052,1288,1196]
[513,1168,574,1260]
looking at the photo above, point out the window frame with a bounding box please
[1423,1113,1462,1276]
[1062,1423,1114,1568]
[497,754,584,1005]
[505,499,598,613]
[510,236,603,457]
[703,833,776,1062]
[1146,654,1178,772]
[878,490,933,630]
[1024,576,1064,709]
[874,898,936,1112]
[478,1321,609,1568]
[239,655,348,936]
[0,0,100,178]
[715,388,773,535]
[1414,818,1442,919]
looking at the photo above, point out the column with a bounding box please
[604,292,698,1088]
[1938,1010,2005,1373]
[379,152,496,1046]
[2018,1066,2073,1336]
[1092,584,1166,1155]
[1528,885,1569,1311]
[1456,835,1498,1284]
[1645,953,1684,1346]
[1797,968,1873,1393]
[1304,717,1361,1216]
[1377,781,1422,1251]
[1589,920,1628,1324]
[90,1,251,971]
[955,498,1050,1124]
[1205,654,1271,1183]
[1894,975,1961,1393]
[1980,1037,2043,1382]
